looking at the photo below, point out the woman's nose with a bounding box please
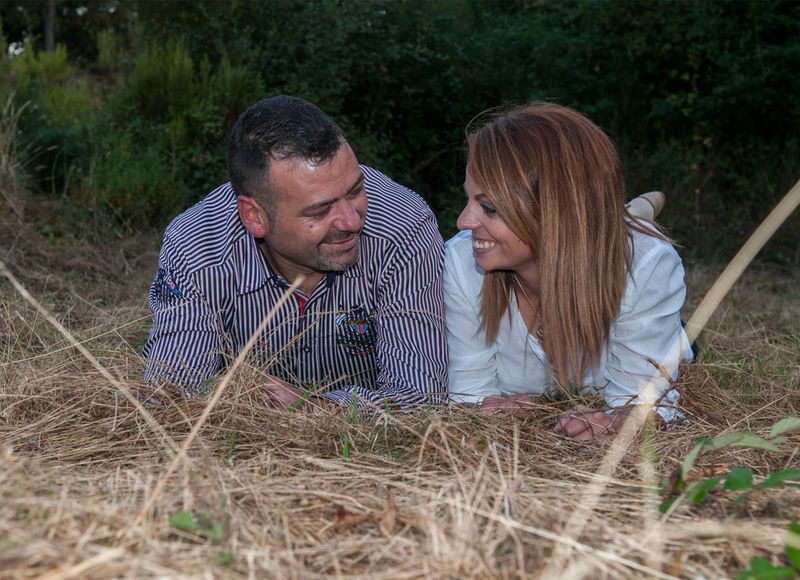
[456,205,478,231]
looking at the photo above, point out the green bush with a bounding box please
[81,47,265,227]
[87,128,189,227]
[2,0,797,259]
[39,79,93,128]
[0,43,94,197]
[129,42,194,121]
[96,28,123,74]
[0,94,29,216]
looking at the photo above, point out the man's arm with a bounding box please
[142,236,227,395]
[321,214,448,409]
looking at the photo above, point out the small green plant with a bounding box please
[215,549,235,566]
[224,430,239,457]
[660,417,800,512]
[9,43,74,94]
[662,418,800,578]
[338,387,361,461]
[734,519,800,579]
[168,509,234,567]
[168,509,224,543]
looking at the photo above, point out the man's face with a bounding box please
[260,143,368,279]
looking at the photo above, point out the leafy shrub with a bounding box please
[38,78,93,128]
[86,126,190,227]
[96,28,123,74]
[0,94,29,216]
[0,43,95,197]
[8,43,74,94]
[2,0,798,257]
[83,45,266,227]
[129,42,194,121]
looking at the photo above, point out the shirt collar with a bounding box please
[237,234,270,295]
[342,259,363,278]
[237,233,365,294]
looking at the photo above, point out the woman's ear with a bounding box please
[236,196,270,238]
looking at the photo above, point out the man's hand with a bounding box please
[481,394,535,419]
[262,376,324,410]
[554,404,630,440]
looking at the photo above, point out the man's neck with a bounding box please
[259,244,325,295]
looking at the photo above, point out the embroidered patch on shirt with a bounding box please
[335,305,377,356]
[155,268,182,299]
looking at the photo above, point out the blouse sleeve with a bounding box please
[603,238,692,422]
[444,237,502,404]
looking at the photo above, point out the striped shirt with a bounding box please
[142,166,448,407]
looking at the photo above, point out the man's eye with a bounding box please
[480,202,497,215]
[346,187,364,199]
[310,207,332,218]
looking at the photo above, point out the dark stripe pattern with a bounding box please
[142,166,448,408]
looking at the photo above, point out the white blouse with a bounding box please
[444,227,693,421]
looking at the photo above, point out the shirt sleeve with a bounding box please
[142,235,227,395]
[603,239,692,422]
[444,237,501,404]
[320,214,448,409]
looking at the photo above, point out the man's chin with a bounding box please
[318,244,360,272]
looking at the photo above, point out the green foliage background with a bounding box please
[1,0,798,262]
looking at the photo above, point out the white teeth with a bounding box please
[473,240,496,250]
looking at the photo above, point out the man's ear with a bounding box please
[236,196,270,238]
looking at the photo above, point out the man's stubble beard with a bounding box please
[316,237,360,272]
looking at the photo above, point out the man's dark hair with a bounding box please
[226,95,345,214]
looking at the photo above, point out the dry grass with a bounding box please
[1,202,799,579]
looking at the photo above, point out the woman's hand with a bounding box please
[554,404,630,440]
[480,394,535,419]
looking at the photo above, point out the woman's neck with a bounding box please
[512,273,543,340]
[513,263,540,299]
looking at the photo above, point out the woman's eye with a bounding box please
[480,202,497,215]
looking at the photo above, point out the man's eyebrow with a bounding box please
[301,174,365,213]
[345,173,365,196]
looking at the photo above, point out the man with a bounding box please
[142,96,447,409]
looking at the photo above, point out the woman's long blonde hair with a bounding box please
[467,102,662,388]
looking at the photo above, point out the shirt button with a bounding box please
[302,346,312,353]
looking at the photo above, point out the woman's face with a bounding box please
[457,168,535,276]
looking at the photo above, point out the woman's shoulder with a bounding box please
[628,223,681,271]
[444,231,485,292]
[445,230,474,256]
[622,224,686,309]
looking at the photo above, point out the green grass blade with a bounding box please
[759,469,800,490]
[769,417,800,438]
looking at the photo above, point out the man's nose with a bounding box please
[335,200,364,231]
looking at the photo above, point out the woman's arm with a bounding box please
[603,237,692,422]
[444,234,502,404]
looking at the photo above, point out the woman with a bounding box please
[445,103,693,440]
